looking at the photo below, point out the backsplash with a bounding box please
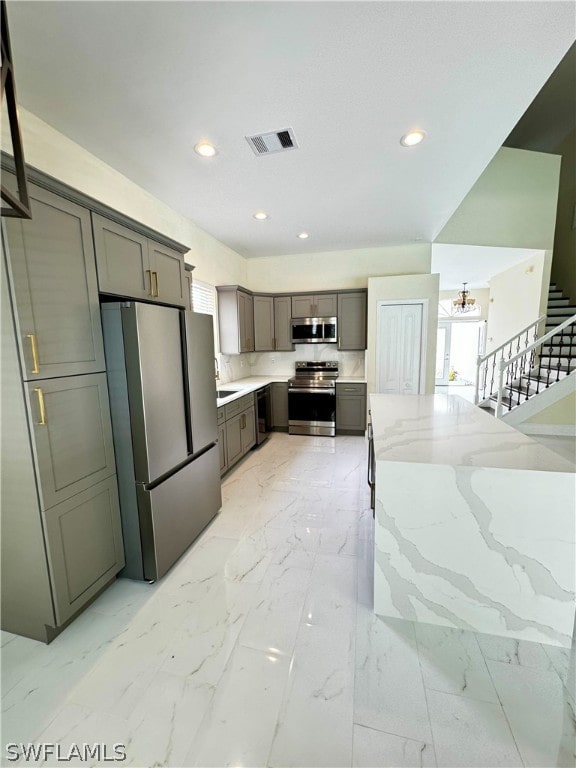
[218,345,365,383]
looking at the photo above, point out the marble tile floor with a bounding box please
[1,432,574,768]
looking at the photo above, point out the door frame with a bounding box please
[376,299,429,395]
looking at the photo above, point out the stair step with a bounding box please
[548,298,571,307]
[547,306,576,316]
[545,324,576,336]
[548,290,563,299]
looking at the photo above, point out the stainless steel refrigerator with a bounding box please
[101,302,221,581]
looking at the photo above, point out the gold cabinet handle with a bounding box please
[34,387,47,425]
[145,269,153,296]
[153,271,159,297]
[27,334,40,374]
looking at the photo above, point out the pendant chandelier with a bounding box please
[452,282,476,314]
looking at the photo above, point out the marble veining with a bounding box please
[372,395,576,648]
[1,432,574,767]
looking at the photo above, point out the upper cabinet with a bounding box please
[4,184,105,380]
[93,214,186,307]
[338,291,367,350]
[217,287,255,354]
[291,293,337,318]
[274,296,294,351]
[254,295,274,351]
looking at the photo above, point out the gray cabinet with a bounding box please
[43,477,124,625]
[271,382,289,429]
[93,215,186,307]
[148,241,187,307]
[221,395,256,475]
[292,293,337,317]
[217,287,255,354]
[274,297,294,351]
[338,292,367,350]
[26,373,117,511]
[336,382,367,434]
[218,423,228,476]
[4,184,105,381]
[254,295,275,351]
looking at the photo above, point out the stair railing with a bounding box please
[495,313,576,417]
[474,316,544,405]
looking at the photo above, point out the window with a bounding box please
[191,279,216,316]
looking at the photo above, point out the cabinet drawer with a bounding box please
[43,476,124,625]
[217,406,226,425]
[26,373,117,511]
[224,392,253,420]
[336,382,367,396]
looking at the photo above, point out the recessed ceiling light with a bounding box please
[297,232,309,239]
[400,130,426,147]
[253,211,269,220]
[194,141,217,157]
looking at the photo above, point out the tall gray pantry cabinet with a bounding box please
[1,183,124,642]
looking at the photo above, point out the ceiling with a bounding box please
[431,244,544,291]
[7,2,576,259]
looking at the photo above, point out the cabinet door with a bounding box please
[292,295,315,317]
[239,291,254,352]
[240,406,256,454]
[274,297,294,351]
[43,476,124,625]
[92,214,152,300]
[336,395,367,432]
[315,294,338,317]
[148,241,187,307]
[254,295,274,351]
[218,423,228,475]
[226,413,244,467]
[27,373,117,511]
[271,383,289,428]
[338,292,367,350]
[5,186,105,380]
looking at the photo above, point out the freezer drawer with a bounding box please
[136,444,221,580]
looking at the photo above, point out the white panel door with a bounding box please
[377,303,423,394]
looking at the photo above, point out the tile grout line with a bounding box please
[413,622,441,766]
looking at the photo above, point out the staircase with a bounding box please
[475,283,576,417]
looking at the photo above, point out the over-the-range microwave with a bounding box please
[290,316,337,344]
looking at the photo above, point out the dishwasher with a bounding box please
[255,385,272,445]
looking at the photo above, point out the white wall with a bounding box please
[367,274,440,395]
[486,251,551,352]
[245,244,431,292]
[3,109,247,287]
[436,147,561,251]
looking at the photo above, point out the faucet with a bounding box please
[214,357,220,380]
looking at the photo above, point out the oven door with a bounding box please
[288,388,336,436]
[290,318,323,344]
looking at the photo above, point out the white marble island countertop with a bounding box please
[370,393,575,648]
[370,393,574,472]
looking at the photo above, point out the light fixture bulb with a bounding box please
[297,232,309,239]
[400,130,426,147]
[253,211,268,220]
[194,141,217,157]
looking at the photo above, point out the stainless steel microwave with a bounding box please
[290,317,337,344]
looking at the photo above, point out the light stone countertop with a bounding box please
[370,393,575,473]
[217,375,366,406]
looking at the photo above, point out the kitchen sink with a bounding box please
[216,389,239,398]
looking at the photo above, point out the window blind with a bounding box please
[191,279,216,316]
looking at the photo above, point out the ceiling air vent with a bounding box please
[246,128,298,156]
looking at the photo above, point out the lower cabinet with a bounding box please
[336,382,367,434]
[219,395,256,476]
[271,382,289,429]
[44,477,124,625]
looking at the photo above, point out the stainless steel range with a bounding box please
[288,361,338,437]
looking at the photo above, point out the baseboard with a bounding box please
[519,424,576,437]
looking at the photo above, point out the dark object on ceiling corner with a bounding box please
[1,0,32,219]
